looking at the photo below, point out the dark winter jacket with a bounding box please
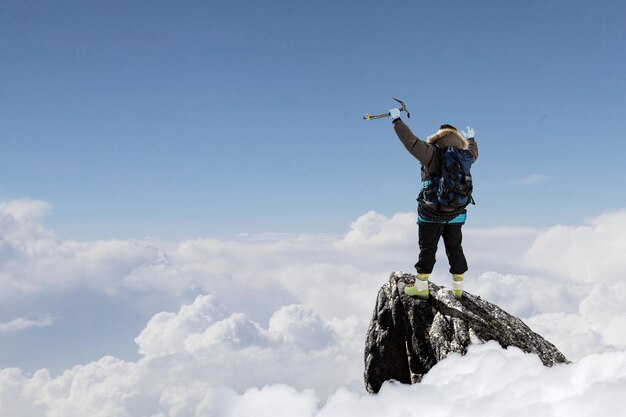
[393,119,478,216]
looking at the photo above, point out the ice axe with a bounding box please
[363,97,411,121]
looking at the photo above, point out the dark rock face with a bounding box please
[364,272,569,394]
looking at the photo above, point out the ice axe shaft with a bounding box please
[363,97,411,121]
[363,112,391,121]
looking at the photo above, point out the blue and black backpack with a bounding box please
[419,146,475,209]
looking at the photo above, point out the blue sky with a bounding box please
[1,0,626,238]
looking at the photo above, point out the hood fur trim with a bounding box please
[426,128,469,150]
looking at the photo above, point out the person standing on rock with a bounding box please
[389,108,478,299]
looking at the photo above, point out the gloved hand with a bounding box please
[389,108,401,121]
[461,126,475,139]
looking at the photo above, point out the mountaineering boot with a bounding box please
[451,274,464,299]
[404,273,430,299]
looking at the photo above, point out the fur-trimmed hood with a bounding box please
[426,128,469,150]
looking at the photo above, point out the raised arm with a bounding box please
[392,118,436,165]
[462,126,478,161]
[467,138,478,161]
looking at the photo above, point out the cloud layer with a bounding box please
[3,341,625,417]
[1,199,626,416]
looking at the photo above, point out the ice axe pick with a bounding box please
[363,97,411,121]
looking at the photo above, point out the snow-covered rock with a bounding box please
[364,272,569,393]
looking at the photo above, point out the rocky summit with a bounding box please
[364,272,569,394]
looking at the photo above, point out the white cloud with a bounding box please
[0,315,56,333]
[512,174,550,186]
[1,199,626,350]
[268,304,335,350]
[0,199,164,298]
[524,210,626,283]
[340,211,415,246]
[0,199,51,236]
[579,281,626,347]
[135,294,231,357]
[1,199,626,416]
[524,313,606,361]
[469,271,578,318]
[134,294,364,395]
[0,201,417,320]
[2,341,626,417]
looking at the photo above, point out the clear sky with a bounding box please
[2,0,626,239]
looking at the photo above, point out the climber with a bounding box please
[388,108,478,299]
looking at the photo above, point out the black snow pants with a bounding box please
[415,222,468,275]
